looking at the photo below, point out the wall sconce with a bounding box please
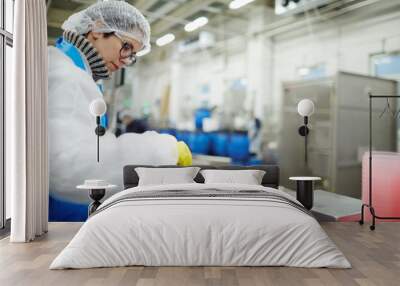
[297,99,315,164]
[89,99,107,162]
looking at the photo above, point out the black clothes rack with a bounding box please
[359,93,400,230]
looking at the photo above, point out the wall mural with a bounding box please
[47,1,185,221]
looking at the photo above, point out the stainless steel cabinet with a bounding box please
[278,72,397,198]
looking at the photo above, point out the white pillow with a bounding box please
[135,167,200,186]
[200,169,266,185]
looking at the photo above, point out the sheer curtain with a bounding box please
[7,0,49,242]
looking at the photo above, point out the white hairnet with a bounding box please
[62,0,151,52]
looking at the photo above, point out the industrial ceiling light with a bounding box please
[184,16,209,32]
[156,33,175,47]
[229,0,256,10]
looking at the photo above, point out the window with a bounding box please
[371,53,400,81]
[0,0,13,232]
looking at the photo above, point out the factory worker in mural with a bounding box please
[48,0,191,218]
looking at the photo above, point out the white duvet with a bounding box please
[50,183,351,269]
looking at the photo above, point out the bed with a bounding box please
[50,165,350,269]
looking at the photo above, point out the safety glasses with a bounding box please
[114,33,137,66]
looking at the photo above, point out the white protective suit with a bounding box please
[48,46,178,203]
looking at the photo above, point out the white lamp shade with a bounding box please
[89,98,107,117]
[297,99,315,117]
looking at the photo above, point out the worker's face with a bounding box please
[87,31,142,73]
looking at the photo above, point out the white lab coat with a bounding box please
[48,47,178,203]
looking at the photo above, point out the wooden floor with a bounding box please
[0,222,399,286]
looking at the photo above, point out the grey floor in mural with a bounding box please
[282,188,362,221]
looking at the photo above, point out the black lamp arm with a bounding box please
[94,116,106,162]
[95,116,106,136]
[298,116,310,165]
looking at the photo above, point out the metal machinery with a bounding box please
[278,72,397,198]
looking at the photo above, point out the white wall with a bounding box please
[133,36,249,129]
[129,59,171,120]
[272,11,400,121]
[131,7,274,129]
[128,7,400,134]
